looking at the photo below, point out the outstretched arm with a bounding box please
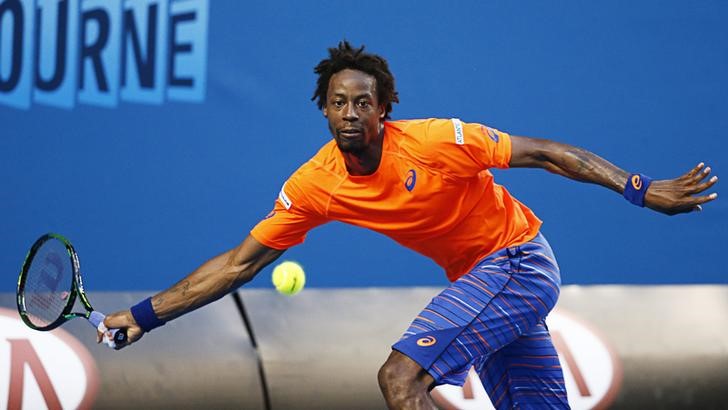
[101,235,285,348]
[509,135,718,215]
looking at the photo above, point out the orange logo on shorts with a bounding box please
[417,336,437,347]
[631,175,643,190]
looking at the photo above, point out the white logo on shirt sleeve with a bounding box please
[452,118,464,145]
[278,183,292,209]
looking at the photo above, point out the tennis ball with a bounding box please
[272,261,305,295]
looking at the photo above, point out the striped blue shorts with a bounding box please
[392,232,569,409]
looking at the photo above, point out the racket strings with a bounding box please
[23,243,73,327]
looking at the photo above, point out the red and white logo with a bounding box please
[0,308,98,410]
[431,308,622,410]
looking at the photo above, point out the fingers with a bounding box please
[689,175,718,194]
[687,165,713,185]
[683,162,705,180]
[681,162,718,198]
[104,310,136,329]
[114,327,143,349]
[645,163,717,215]
[697,166,712,182]
[102,310,142,349]
[698,192,719,203]
[114,335,133,350]
[689,192,719,213]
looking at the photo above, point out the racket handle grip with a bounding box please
[88,311,128,347]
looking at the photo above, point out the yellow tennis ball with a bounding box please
[272,261,305,295]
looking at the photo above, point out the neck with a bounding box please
[344,124,384,176]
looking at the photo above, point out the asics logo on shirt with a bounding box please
[405,169,417,191]
[416,336,437,347]
[631,175,643,190]
[483,125,500,143]
[485,127,499,143]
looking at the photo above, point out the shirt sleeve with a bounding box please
[250,173,328,250]
[422,118,512,177]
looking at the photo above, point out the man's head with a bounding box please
[312,41,399,119]
[312,42,399,154]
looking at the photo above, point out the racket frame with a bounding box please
[17,233,96,331]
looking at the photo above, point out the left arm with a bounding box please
[509,135,718,215]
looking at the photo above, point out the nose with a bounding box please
[343,102,358,121]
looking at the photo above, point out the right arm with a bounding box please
[509,135,718,215]
[102,235,285,348]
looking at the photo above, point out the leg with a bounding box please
[389,233,563,408]
[378,350,437,410]
[479,321,569,409]
[386,252,536,408]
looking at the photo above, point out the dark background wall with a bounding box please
[1,0,726,291]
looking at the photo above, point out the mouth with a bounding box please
[338,128,363,138]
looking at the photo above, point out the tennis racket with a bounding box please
[17,233,127,348]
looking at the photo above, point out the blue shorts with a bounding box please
[392,232,569,409]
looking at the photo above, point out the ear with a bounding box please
[379,104,386,120]
[323,105,329,118]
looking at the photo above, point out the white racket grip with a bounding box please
[88,311,126,349]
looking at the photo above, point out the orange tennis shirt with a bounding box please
[251,118,542,282]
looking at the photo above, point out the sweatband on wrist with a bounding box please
[623,173,653,207]
[130,297,166,332]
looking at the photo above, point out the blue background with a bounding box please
[1,0,726,291]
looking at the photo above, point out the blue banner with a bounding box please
[1,1,726,290]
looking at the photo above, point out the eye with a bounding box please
[357,100,371,109]
[332,100,345,108]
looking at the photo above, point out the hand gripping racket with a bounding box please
[17,233,127,348]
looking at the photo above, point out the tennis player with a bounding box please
[102,42,718,409]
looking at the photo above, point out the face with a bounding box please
[323,69,385,154]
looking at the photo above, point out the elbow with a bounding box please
[529,142,560,171]
[228,262,257,288]
[228,255,273,288]
[538,142,581,176]
[510,136,560,169]
[222,236,284,289]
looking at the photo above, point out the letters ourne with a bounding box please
[0,0,208,109]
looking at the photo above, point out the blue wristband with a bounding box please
[623,173,653,207]
[130,297,166,333]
